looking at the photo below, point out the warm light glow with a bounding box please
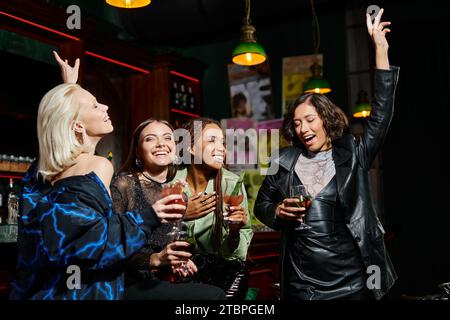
[106,0,151,9]
[232,53,266,66]
[353,110,371,118]
[304,87,332,94]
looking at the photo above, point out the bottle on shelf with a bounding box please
[0,182,4,224]
[7,178,19,225]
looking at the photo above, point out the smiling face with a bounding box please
[74,88,113,137]
[293,101,331,152]
[138,121,175,170]
[192,123,225,170]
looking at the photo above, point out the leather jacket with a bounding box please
[255,66,400,300]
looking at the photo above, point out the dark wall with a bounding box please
[0,51,59,157]
[377,0,450,298]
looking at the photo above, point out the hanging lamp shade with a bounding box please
[232,0,267,66]
[105,0,151,9]
[353,89,371,118]
[303,62,331,94]
[232,25,267,66]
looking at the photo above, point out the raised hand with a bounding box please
[53,51,80,84]
[366,8,391,69]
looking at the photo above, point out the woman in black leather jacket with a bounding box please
[254,9,399,300]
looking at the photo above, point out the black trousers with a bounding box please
[125,278,226,300]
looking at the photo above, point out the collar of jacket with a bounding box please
[277,135,353,171]
[276,136,353,205]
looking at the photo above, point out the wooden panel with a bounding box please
[247,231,281,300]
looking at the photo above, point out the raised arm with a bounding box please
[53,51,80,84]
[358,9,400,168]
[366,8,390,70]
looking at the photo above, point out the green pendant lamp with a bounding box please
[303,62,331,94]
[106,0,151,9]
[232,0,267,66]
[303,0,331,94]
[353,89,372,118]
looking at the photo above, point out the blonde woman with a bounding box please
[9,83,186,300]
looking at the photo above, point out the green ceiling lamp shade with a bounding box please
[106,0,151,9]
[303,0,331,94]
[303,62,331,94]
[353,89,372,118]
[232,0,267,66]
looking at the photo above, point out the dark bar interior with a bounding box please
[0,0,449,308]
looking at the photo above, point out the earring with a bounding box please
[135,158,143,168]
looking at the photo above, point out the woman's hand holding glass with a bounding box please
[150,241,192,269]
[223,177,246,229]
[224,205,247,228]
[172,259,198,278]
[276,185,312,230]
[152,194,186,223]
[275,198,306,221]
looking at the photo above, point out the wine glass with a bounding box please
[161,180,188,239]
[290,184,313,231]
[223,178,244,225]
[174,222,197,274]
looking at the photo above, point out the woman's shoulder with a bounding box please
[75,154,114,187]
[49,171,110,208]
[111,172,137,189]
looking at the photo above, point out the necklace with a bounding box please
[141,171,166,184]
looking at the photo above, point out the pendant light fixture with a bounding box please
[352,89,372,118]
[232,0,267,66]
[303,0,331,94]
[105,0,151,9]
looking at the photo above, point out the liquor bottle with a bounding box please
[7,178,19,225]
[0,182,4,224]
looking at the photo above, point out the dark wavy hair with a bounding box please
[179,117,225,255]
[119,118,177,181]
[283,93,349,148]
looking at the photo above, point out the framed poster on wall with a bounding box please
[282,54,323,115]
[227,62,274,121]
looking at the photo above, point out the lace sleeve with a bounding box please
[111,174,130,213]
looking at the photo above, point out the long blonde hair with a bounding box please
[37,83,87,182]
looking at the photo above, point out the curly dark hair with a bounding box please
[283,93,348,148]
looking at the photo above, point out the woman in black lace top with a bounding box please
[111,119,225,300]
